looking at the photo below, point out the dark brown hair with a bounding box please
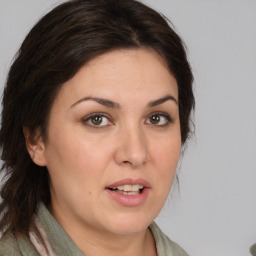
[0,0,194,236]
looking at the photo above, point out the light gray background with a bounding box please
[0,1,255,255]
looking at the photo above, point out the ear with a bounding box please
[23,126,47,166]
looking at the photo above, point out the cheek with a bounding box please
[153,136,181,165]
[45,136,101,208]
[148,136,181,215]
[45,127,113,185]
[151,136,181,181]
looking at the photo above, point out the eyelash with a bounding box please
[82,112,112,129]
[145,112,174,127]
[82,112,173,129]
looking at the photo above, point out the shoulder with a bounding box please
[149,222,189,256]
[0,233,21,255]
[0,233,39,256]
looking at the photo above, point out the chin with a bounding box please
[102,211,155,235]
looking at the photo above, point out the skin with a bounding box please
[25,48,181,256]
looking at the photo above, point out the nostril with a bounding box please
[121,159,146,168]
[114,135,148,168]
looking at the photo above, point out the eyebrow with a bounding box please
[70,96,120,109]
[147,95,178,107]
[70,95,178,109]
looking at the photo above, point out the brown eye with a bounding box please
[145,113,173,126]
[91,115,103,125]
[150,114,160,124]
[83,113,112,128]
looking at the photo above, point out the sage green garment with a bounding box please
[0,203,189,256]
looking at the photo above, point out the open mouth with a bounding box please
[106,180,150,206]
[108,184,144,195]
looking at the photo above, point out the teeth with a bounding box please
[116,190,140,195]
[117,184,143,192]
[112,184,144,192]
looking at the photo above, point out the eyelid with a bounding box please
[82,112,113,128]
[145,112,174,126]
[82,111,173,129]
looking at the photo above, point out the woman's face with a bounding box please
[37,48,181,236]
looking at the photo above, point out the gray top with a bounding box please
[0,203,189,256]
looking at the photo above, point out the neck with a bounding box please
[73,226,156,256]
[49,203,157,256]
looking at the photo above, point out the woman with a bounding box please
[0,0,194,255]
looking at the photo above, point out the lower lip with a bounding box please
[105,188,150,207]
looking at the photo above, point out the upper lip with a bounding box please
[106,178,151,189]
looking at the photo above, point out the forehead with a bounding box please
[54,48,178,108]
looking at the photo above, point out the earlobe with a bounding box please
[23,126,47,166]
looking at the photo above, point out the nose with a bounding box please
[114,124,148,168]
